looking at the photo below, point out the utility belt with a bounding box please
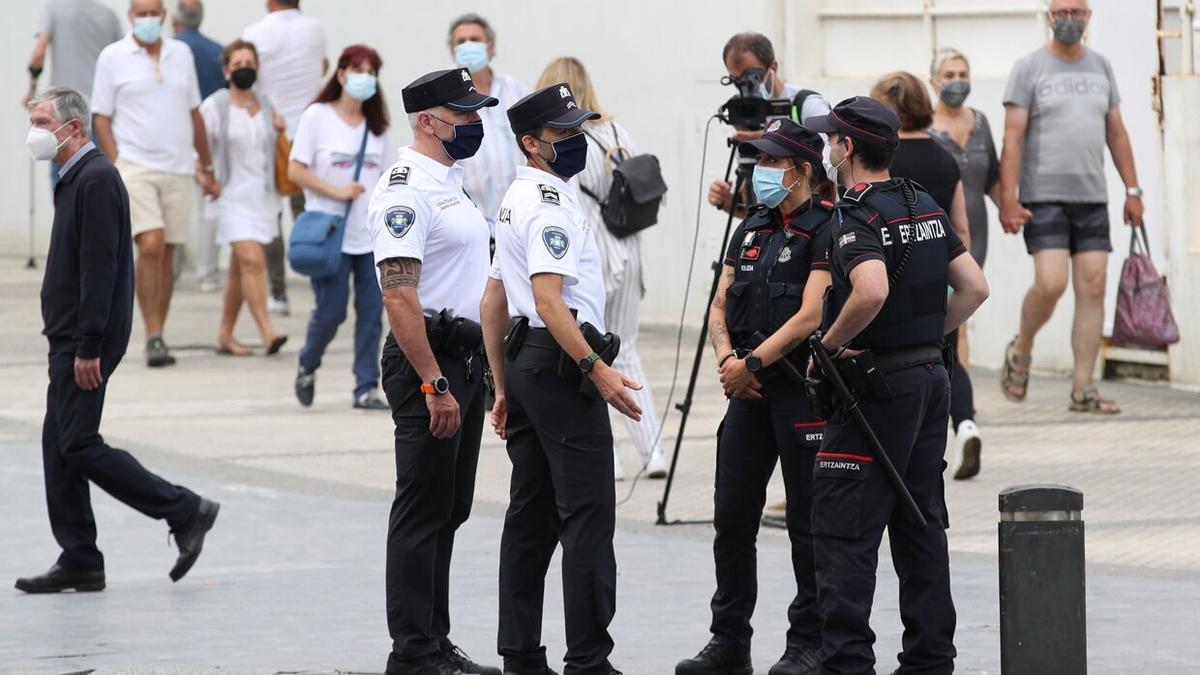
[503,316,621,398]
[386,309,483,381]
[806,343,946,419]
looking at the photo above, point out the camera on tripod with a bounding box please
[718,67,792,130]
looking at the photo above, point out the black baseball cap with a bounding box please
[738,119,825,165]
[507,83,600,136]
[805,96,901,148]
[402,68,498,114]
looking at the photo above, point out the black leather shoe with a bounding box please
[15,564,105,593]
[503,669,558,675]
[295,368,315,407]
[676,639,753,675]
[441,642,501,675]
[398,653,466,675]
[769,646,820,675]
[169,498,220,582]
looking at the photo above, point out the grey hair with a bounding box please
[448,13,495,45]
[930,47,969,77]
[32,87,91,136]
[175,0,203,29]
[408,112,422,132]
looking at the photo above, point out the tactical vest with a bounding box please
[726,198,832,349]
[827,180,951,351]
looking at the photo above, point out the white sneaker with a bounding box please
[645,451,669,479]
[951,420,982,480]
[198,279,220,293]
[268,296,290,317]
[613,450,625,482]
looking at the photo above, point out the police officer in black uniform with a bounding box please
[480,83,642,675]
[676,120,834,675]
[804,97,989,675]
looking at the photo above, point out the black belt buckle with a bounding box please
[504,317,529,361]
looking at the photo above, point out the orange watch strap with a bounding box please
[420,383,435,394]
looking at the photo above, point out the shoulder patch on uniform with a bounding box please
[541,226,570,259]
[538,184,560,205]
[838,231,857,248]
[384,206,416,238]
[389,166,410,186]
[841,182,873,204]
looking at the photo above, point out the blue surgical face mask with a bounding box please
[131,16,163,44]
[344,73,377,101]
[537,131,589,179]
[429,115,485,160]
[752,164,800,209]
[454,41,490,73]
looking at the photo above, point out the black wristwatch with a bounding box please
[421,376,450,395]
[579,351,602,374]
[744,352,763,373]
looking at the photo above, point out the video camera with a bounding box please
[717,68,792,130]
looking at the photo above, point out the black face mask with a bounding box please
[230,67,257,90]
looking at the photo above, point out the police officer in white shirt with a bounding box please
[480,84,641,675]
[367,68,501,675]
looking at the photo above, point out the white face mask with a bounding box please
[26,121,71,161]
[825,139,849,185]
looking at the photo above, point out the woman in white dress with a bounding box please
[200,40,287,356]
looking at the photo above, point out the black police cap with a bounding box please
[805,96,901,149]
[739,119,825,165]
[507,83,600,136]
[402,68,498,114]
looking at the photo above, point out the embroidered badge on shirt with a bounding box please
[542,226,570,259]
[778,247,793,263]
[385,206,416,238]
[539,184,560,205]
[389,166,410,186]
[838,232,857,248]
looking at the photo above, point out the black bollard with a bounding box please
[998,484,1086,675]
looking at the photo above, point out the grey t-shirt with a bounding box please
[40,0,124,96]
[780,82,832,125]
[1003,46,1120,203]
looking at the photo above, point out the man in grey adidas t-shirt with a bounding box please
[997,0,1143,415]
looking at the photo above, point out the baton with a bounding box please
[808,333,928,528]
[749,331,806,386]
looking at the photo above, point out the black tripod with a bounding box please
[656,140,756,525]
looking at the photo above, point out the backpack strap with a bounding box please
[790,89,819,124]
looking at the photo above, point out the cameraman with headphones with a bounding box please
[708,32,831,217]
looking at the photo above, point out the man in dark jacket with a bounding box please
[17,87,220,594]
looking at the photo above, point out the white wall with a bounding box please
[1,0,1180,379]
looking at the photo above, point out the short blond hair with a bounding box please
[930,47,969,78]
[535,57,609,121]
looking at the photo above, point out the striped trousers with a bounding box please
[604,245,663,464]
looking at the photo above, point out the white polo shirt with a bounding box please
[243,9,327,140]
[490,166,606,332]
[367,146,490,323]
[91,35,202,175]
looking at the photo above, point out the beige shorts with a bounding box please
[115,158,193,245]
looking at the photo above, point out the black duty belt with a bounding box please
[522,326,562,351]
[832,343,945,401]
[871,344,945,374]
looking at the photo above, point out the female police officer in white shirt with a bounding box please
[367,68,500,675]
[480,83,641,675]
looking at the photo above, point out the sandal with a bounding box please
[1069,387,1120,415]
[265,334,289,356]
[216,338,253,356]
[1000,337,1031,402]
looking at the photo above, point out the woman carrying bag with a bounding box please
[199,39,288,357]
[287,45,395,411]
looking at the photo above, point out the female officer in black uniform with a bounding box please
[676,120,833,675]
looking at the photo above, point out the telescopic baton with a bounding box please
[807,333,928,528]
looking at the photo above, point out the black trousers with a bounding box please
[382,348,485,670]
[42,349,199,572]
[498,346,616,675]
[946,329,974,430]
[711,374,823,652]
[812,364,956,675]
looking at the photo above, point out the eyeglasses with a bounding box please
[1050,9,1090,21]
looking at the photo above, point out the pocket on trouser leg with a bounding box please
[811,452,873,538]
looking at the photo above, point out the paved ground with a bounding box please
[1,264,1198,673]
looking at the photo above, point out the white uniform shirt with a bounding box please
[368,146,490,323]
[460,72,529,233]
[490,166,606,332]
[242,9,327,140]
[90,35,202,175]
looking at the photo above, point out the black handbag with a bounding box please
[579,123,668,239]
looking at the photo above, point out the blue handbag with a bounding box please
[287,125,371,278]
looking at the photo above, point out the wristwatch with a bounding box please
[579,352,602,374]
[420,376,450,395]
[1126,186,1143,198]
[744,352,763,373]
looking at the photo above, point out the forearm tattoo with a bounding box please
[710,319,732,354]
[379,257,421,290]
